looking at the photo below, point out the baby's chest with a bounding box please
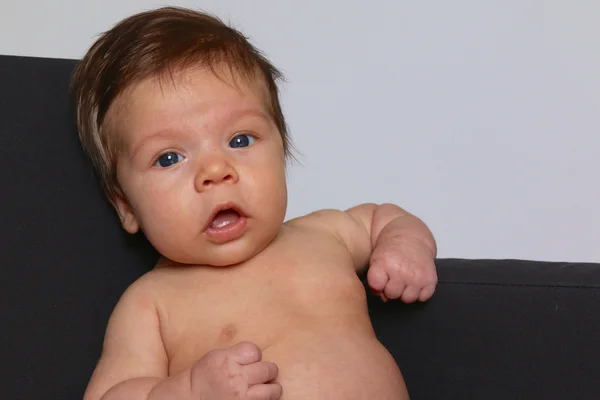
[161,247,366,374]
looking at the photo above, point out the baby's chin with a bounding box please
[158,237,273,268]
[148,219,285,268]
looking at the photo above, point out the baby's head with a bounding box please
[72,7,291,266]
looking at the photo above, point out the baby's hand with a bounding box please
[188,341,281,400]
[367,235,437,303]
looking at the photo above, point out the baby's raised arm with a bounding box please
[84,277,282,400]
[302,203,438,303]
[347,202,437,302]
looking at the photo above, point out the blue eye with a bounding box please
[154,152,184,168]
[229,134,256,149]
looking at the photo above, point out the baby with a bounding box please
[72,7,438,400]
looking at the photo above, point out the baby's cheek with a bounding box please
[138,206,186,243]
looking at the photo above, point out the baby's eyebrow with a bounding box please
[222,108,270,123]
[129,130,179,160]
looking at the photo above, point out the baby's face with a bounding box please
[110,66,288,266]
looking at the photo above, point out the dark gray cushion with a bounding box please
[0,54,158,399]
[367,258,600,399]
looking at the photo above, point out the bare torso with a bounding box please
[148,223,408,400]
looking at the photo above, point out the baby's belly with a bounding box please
[262,326,408,400]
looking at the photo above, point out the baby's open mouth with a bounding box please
[210,208,241,229]
[203,203,248,243]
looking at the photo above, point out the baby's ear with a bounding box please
[111,186,140,234]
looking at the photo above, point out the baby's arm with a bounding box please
[83,277,177,400]
[347,203,437,302]
[308,203,437,302]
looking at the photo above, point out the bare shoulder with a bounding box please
[121,269,164,305]
[286,208,353,230]
[286,208,369,236]
[110,270,165,324]
[284,208,372,267]
[83,272,168,399]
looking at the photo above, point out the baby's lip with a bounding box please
[204,202,247,231]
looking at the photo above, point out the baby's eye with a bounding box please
[229,134,256,149]
[154,152,184,168]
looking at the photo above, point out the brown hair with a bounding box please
[71,6,290,201]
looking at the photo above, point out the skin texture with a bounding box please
[83,66,438,400]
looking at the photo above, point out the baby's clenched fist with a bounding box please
[368,235,437,303]
[188,341,281,400]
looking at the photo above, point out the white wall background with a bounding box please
[2,0,599,262]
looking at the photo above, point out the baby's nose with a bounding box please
[195,158,238,191]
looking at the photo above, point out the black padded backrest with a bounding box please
[0,55,158,399]
[368,258,600,399]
